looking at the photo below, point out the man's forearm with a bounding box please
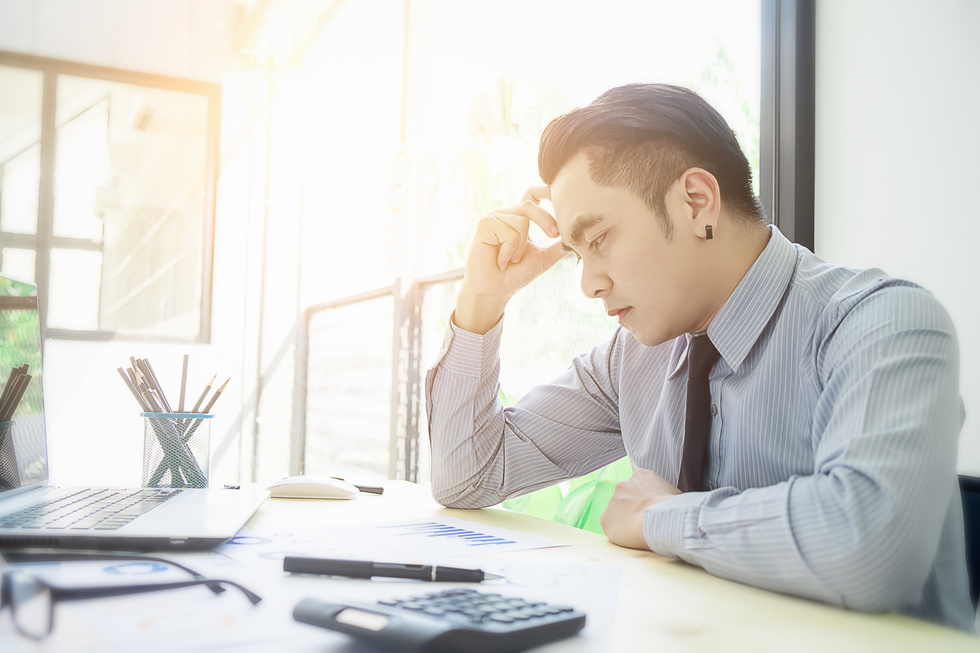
[452,286,508,335]
[426,321,627,509]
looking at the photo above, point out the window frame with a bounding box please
[760,0,816,250]
[0,50,221,343]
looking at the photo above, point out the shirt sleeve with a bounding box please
[642,284,964,614]
[425,315,627,508]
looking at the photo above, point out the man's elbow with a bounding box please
[826,547,934,614]
[429,478,500,510]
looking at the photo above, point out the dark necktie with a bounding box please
[678,335,721,492]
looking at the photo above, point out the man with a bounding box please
[425,83,973,629]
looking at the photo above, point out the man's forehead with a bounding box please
[549,154,593,225]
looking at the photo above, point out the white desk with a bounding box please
[2,481,978,652]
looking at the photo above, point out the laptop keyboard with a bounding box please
[0,488,182,531]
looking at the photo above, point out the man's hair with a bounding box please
[538,84,764,236]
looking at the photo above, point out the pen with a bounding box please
[283,556,503,582]
[331,477,384,495]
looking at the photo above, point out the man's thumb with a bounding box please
[541,240,571,270]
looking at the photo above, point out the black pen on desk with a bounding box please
[331,477,384,495]
[282,556,503,583]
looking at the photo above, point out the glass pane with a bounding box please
[47,248,102,331]
[298,0,405,304]
[1,144,41,236]
[417,0,762,276]
[0,65,43,236]
[53,98,109,241]
[0,278,48,491]
[55,76,211,338]
[0,248,36,283]
[305,296,394,481]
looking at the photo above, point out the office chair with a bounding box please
[959,474,980,610]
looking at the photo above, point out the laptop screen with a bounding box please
[0,274,48,493]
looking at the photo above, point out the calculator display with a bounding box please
[335,608,390,631]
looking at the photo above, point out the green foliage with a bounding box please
[0,309,43,414]
[694,42,762,199]
[503,457,634,535]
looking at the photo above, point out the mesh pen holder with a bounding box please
[0,421,18,490]
[142,413,212,488]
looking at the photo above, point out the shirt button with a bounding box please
[710,404,718,417]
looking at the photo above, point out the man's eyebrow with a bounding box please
[561,214,606,251]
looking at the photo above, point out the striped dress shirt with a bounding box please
[425,226,974,630]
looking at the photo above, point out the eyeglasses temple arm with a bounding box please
[50,579,262,605]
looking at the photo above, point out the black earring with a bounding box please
[705,225,713,240]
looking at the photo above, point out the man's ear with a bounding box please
[679,168,721,240]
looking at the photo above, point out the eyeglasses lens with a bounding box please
[9,572,52,639]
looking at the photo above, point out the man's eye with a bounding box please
[588,234,605,250]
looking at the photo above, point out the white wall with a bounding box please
[0,0,241,82]
[815,0,980,475]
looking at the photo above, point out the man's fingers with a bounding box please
[521,185,551,204]
[520,186,559,238]
[488,212,530,268]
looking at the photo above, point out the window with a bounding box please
[288,0,767,483]
[0,53,220,341]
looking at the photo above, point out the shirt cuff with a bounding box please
[435,312,504,377]
[642,491,709,559]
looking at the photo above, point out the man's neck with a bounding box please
[693,221,772,334]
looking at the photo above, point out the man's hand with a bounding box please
[454,186,568,334]
[601,468,682,550]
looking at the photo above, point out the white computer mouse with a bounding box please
[267,475,360,500]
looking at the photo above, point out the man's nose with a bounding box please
[580,262,610,299]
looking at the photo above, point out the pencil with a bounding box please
[142,390,164,413]
[202,378,230,413]
[3,374,31,421]
[191,374,216,413]
[117,367,151,412]
[140,359,173,413]
[0,367,30,421]
[178,354,189,413]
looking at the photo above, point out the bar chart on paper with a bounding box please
[214,517,565,567]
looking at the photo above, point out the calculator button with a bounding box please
[488,614,516,623]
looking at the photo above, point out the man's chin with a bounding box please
[623,324,663,347]
[623,325,671,348]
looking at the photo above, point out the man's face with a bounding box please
[550,152,709,346]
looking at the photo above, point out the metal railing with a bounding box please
[292,270,463,482]
[293,258,617,484]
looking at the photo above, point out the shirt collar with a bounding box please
[706,224,798,372]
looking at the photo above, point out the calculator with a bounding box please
[293,587,587,652]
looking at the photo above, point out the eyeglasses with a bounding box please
[0,550,262,640]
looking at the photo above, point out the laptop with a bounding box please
[0,273,269,551]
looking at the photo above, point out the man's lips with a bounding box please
[607,307,632,321]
